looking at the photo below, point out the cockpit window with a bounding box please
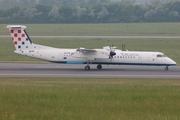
[157,54,166,57]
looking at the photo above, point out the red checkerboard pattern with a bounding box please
[9,29,28,49]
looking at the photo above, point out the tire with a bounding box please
[97,64,102,70]
[85,66,90,70]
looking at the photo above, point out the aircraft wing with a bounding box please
[76,48,96,52]
[71,48,109,60]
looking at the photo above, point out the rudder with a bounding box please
[7,25,33,50]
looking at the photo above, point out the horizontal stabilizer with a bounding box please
[7,25,26,29]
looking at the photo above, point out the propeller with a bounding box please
[109,44,116,60]
[122,44,126,51]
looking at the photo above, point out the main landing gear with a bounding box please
[97,64,102,70]
[85,65,90,70]
[85,61,91,71]
[165,66,169,71]
[84,64,102,71]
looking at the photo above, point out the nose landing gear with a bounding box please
[165,66,169,71]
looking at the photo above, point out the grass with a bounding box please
[0,78,180,120]
[0,37,180,64]
[1,23,180,36]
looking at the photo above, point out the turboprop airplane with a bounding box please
[7,25,176,71]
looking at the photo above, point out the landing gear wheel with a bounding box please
[85,65,90,71]
[97,64,102,70]
[165,66,169,71]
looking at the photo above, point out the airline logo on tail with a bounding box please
[7,25,33,50]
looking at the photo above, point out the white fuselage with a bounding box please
[7,25,176,70]
[15,44,176,66]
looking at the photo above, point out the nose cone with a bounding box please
[168,58,176,66]
[172,60,176,65]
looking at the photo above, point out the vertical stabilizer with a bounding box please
[7,25,34,50]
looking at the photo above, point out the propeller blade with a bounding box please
[109,43,116,59]
[122,44,126,51]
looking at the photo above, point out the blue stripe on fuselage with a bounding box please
[67,61,85,64]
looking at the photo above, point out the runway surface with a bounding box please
[0,63,179,78]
